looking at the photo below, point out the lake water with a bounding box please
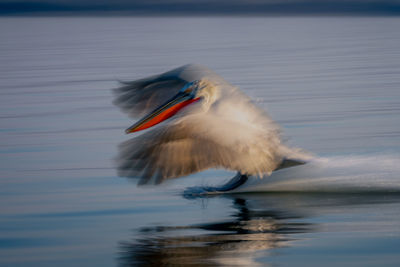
[1,17,400,266]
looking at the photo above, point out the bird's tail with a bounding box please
[274,158,307,171]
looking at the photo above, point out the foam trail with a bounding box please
[231,155,400,193]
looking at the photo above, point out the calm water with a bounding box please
[1,17,400,266]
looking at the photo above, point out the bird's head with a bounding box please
[125,80,206,134]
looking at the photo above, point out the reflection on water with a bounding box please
[119,192,400,266]
[119,196,312,266]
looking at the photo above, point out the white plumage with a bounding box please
[114,64,308,185]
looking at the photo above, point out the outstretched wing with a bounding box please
[113,64,221,118]
[116,113,287,185]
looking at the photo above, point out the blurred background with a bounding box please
[1,1,400,266]
[2,0,400,16]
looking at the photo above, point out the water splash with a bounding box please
[233,154,400,193]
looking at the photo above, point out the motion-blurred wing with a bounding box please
[113,64,222,118]
[116,113,286,185]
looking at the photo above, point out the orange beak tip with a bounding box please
[125,128,134,134]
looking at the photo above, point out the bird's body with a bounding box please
[114,64,308,190]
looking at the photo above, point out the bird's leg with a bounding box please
[183,172,248,198]
[213,172,248,192]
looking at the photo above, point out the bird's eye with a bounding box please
[184,88,192,94]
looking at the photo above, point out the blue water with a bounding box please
[1,17,400,266]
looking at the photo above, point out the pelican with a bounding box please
[114,64,309,192]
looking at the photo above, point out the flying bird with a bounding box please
[114,64,308,192]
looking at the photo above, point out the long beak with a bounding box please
[125,92,200,134]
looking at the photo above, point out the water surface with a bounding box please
[1,17,400,266]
